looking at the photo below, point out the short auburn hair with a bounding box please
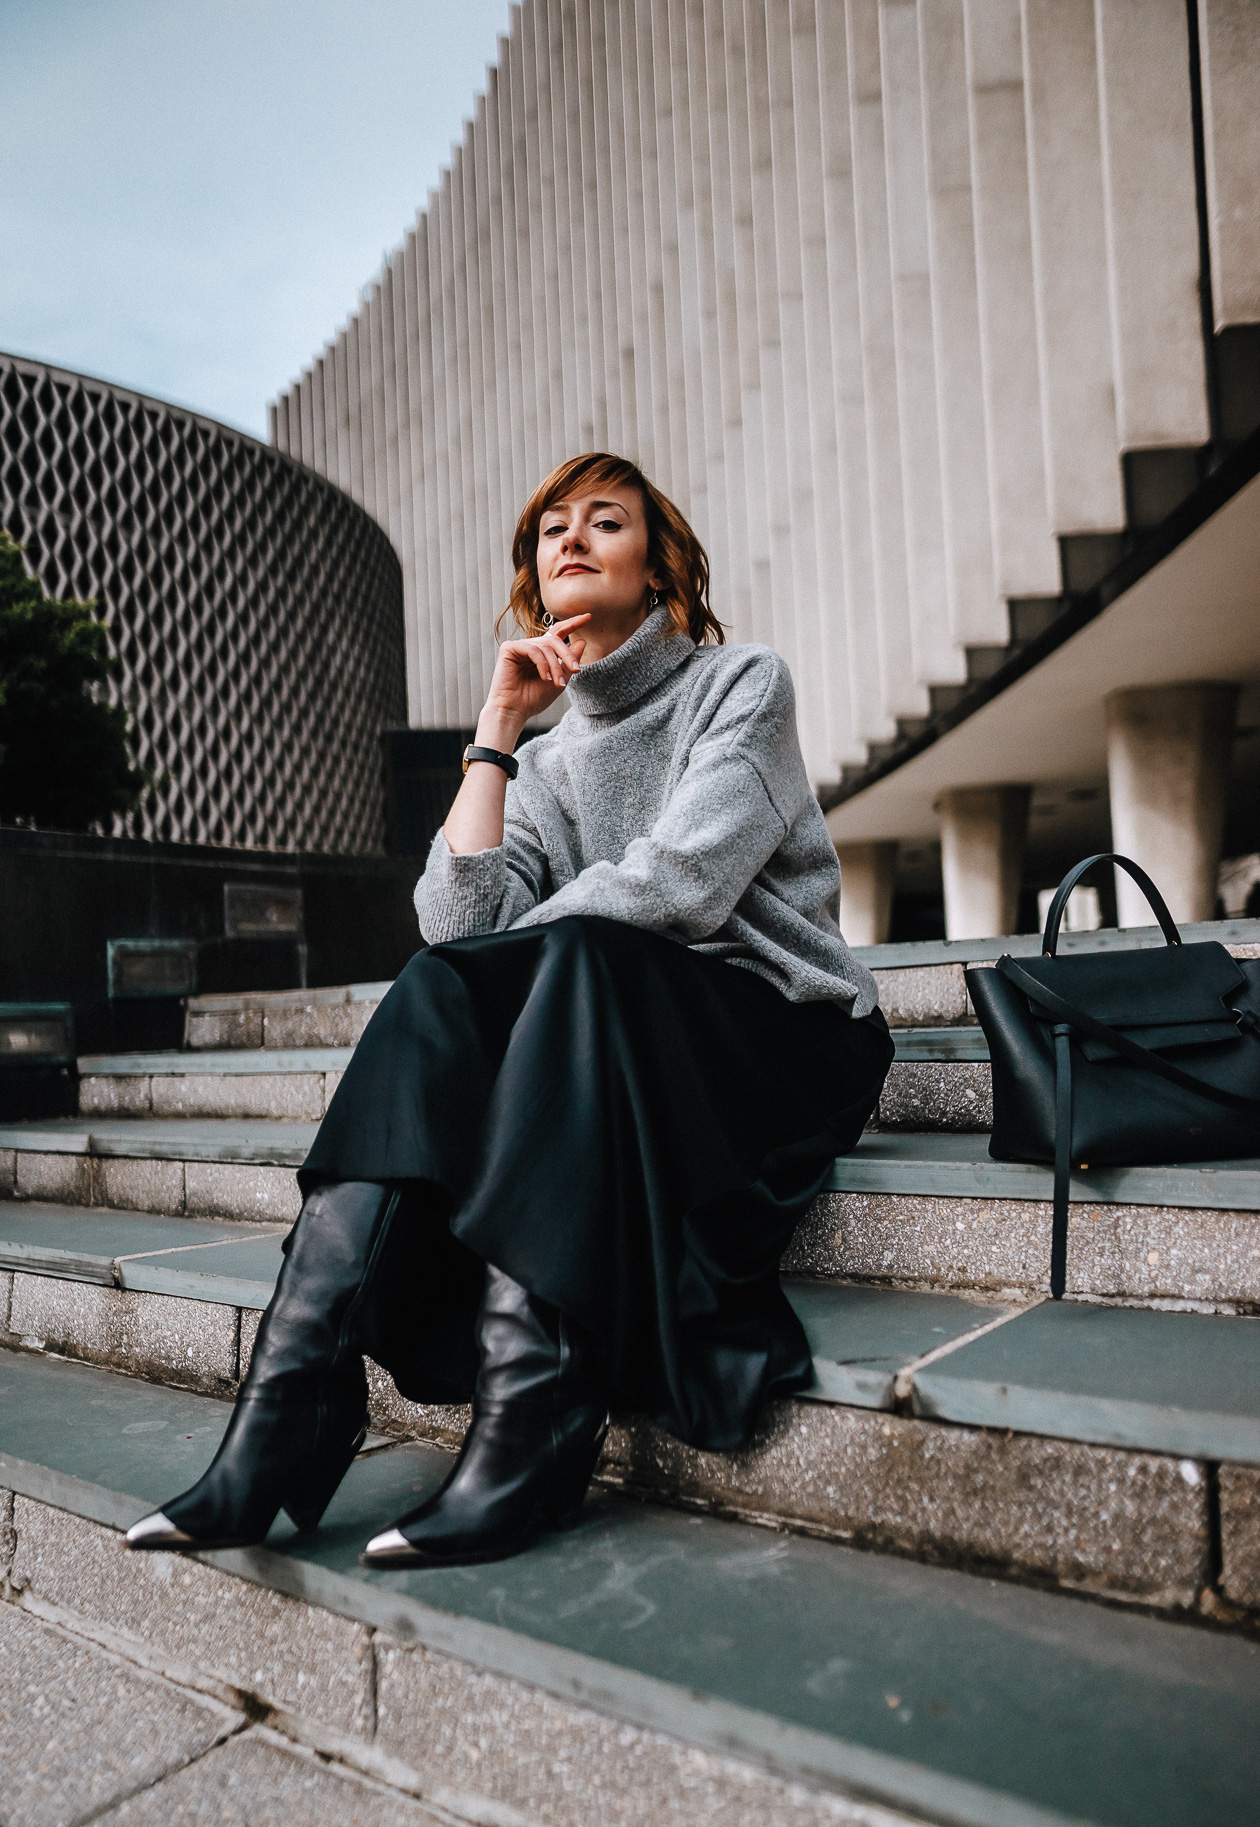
[499,452,725,648]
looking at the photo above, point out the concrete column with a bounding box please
[1198,0,1260,330]
[1020,0,1125,535]
[918,0,1005,648]
[1095,0,1209,450]
[939,784,1032,939]
[879,0,963,688]
[962,0,1060,599]
[817,0,895,748]
[1105,683,1239,926]
[835,841,898,946]
[846,0,925,718]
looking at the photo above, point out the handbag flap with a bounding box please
[1014,941,1246,1056]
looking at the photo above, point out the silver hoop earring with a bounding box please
[541,611,555,628]
[649,590,664,612]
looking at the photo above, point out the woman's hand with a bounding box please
[479,613,590,748]
[444,613,590,856]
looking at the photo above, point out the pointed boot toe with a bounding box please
[125,1511,195,1550]
[359,1527,413,1565]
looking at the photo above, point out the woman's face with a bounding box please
[536,484,657,626]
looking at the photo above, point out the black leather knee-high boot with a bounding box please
[359,1265,608,1568]
[126,1180,403,1551]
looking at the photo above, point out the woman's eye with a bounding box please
[543,523,565,537]
[594,519,622,532]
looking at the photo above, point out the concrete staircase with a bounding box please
[4,929,1260,1824]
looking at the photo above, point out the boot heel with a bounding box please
[284,1423,367,1532]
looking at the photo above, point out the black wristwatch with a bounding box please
[462,744,519,780]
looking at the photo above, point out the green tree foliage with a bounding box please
[0,530,150,829]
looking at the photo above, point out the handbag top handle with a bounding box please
[1040,852,1181,957]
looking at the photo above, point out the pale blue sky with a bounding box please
[0,0,512,437]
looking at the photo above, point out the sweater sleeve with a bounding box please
[512,653,803,942]
[413,804,549,942]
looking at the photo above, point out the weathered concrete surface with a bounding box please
[11,1500,376,1737]
[265,1003,375,1051]
[871,966,971,1028]
[185,1162,302,1225]
[1,1488,15,1580]
[6,1278,238,1394]
[80,1075,153,1117]
[90,1726,452,1825]
[186,1008,264,1050]
[785,1192,1260,1304]
[97,1155,185,1216]
[151,1074,324,1122]
[878,1063,992,1131]
[374,1633,903,1827]
[364,1359,469,1446]
[0,1601,233,1827]
[601,1402,1209,1609]
[1,1267,11,1333]
[16,1150,92,1206]
[0,1146,16,1195]
[1220,1463,1260,1611]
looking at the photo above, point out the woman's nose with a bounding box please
[561,527,588,555]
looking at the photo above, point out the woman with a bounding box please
[126,452,892,1569]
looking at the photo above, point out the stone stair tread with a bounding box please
[81,1032,986,1073]
[827,1132,1260,1210]
[79,1048,355,1076]
[0,1200,1013,1402]
[6,1199,1259,1461]
[0,1203,287,1305]
[3,1349,1259,1827]
[0,1115,318,1165]
[187,983,391,1011]
[11,1118,1260,1211]
[914,1299,1260,1464]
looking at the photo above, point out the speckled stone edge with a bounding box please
[0,1469,1030,1827]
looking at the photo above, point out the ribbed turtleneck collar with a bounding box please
[564,606,695,716]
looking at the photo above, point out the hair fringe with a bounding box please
[496,452,725,648]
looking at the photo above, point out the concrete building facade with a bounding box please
[272,0,1260,936]
[2,352,407,856]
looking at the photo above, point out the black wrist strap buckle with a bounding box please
[462,744,519,780]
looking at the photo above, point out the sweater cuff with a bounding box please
[413,832,506,941]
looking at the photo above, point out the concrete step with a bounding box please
[5,1349,1260,1827]
[3,1201,1259,1623]
[78,1048,354,1120]
[5,1117,1259,1308]
[184,984,388,1052]
[78,1030,992,1131]
[172,920,1260,1053]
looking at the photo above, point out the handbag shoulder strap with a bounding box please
[996,956,1260,1111]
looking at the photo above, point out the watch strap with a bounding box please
[462,744,519,780]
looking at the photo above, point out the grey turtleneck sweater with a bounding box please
[414,609,878,1015]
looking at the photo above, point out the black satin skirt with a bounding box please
[302,915,892,1452]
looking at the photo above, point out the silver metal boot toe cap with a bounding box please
[362,1527,410,1560]
[125,1511,194,1548]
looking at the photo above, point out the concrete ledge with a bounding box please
[601,1403,1210,1610]
[4,1426,1254,1827]
[1220,1465,1260,1612]
[787,1192,1260,1306]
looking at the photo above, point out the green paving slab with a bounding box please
[0,1116,318,1165]
[913,1300,1260,1465]
[119,1232,286,1307]
[1,1350,1258,1827]
[0,1206,279,1286]
[890,1027,990,1062]
[825,1132,1260,1211]
[785,1279,1022,1408]
[78,1048,355,1076]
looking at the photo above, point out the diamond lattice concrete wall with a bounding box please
[0,352,406,855]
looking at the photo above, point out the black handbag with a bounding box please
[966,853,1260,1299]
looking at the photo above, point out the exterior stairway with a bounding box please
[4,929,1260,1825]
